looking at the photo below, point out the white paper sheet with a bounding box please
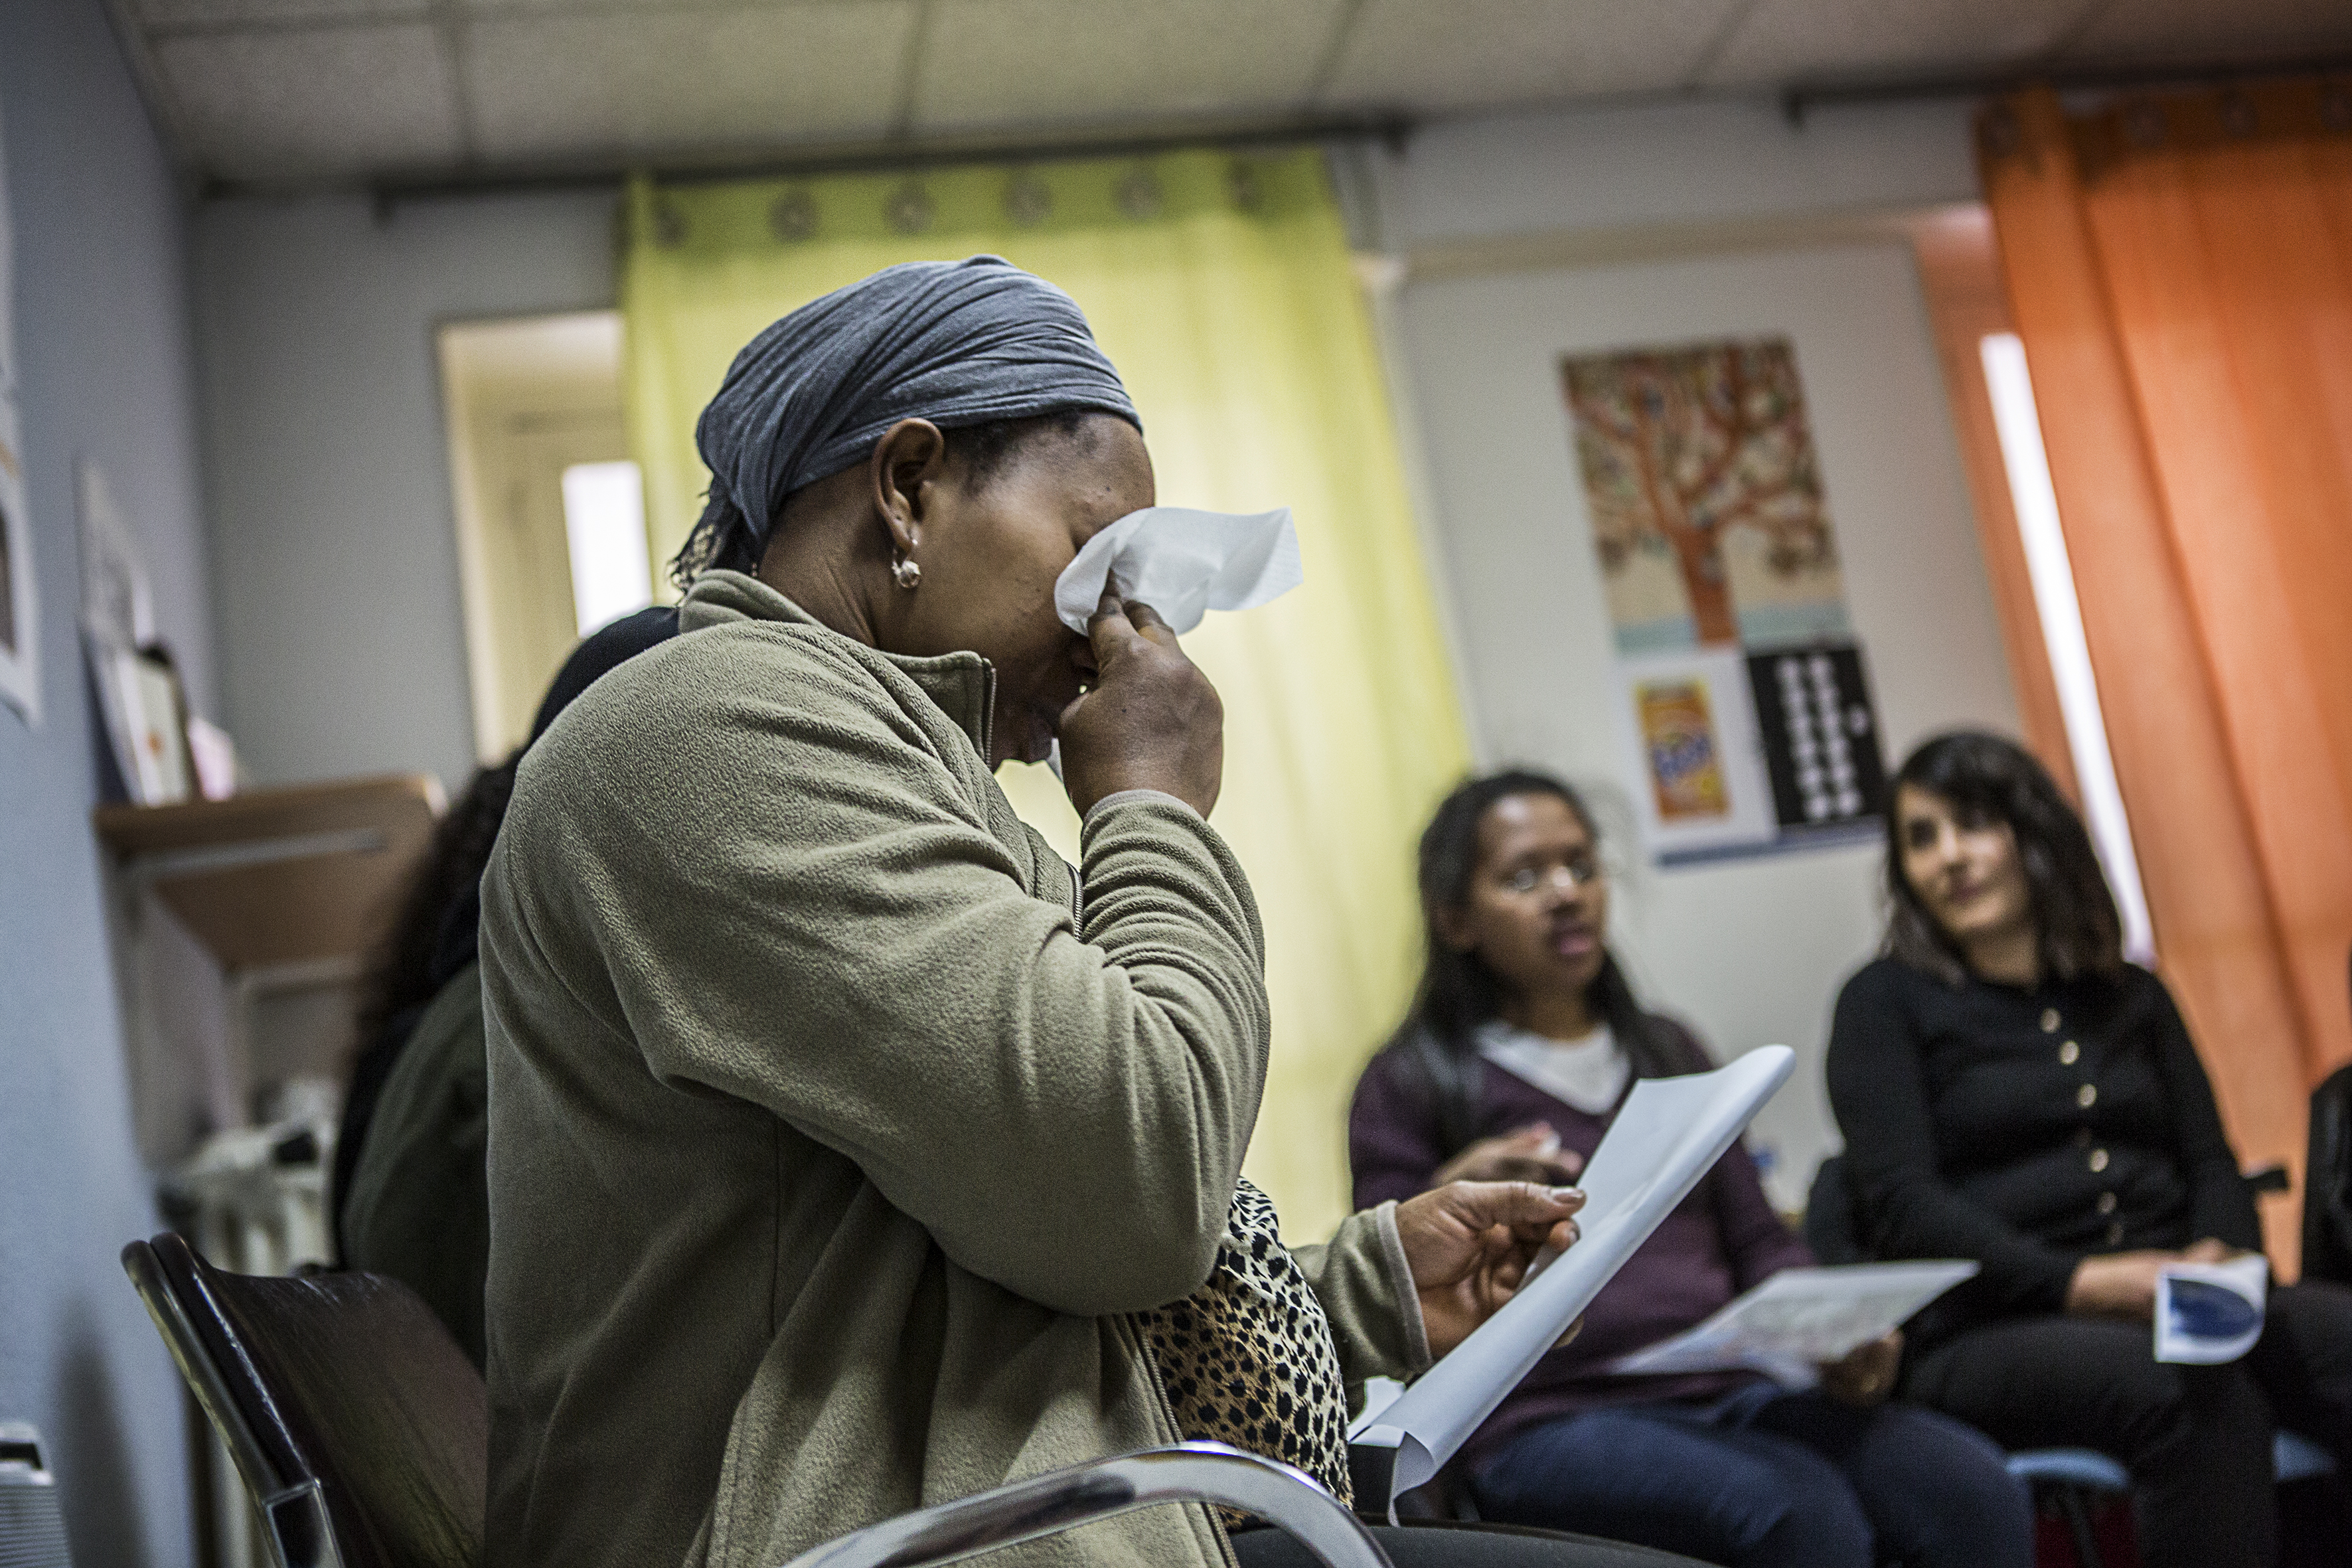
[1607,1261,1978,1387]
[1348,1046,1795,1514]
[2155,1254,2267,1366]
[1052,506,1301,635]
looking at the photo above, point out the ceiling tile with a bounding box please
[136,0,421,30]
[908,0,1348,135]
[1700,0,2101,87]
[1318,0,1736,112]
[155,23,461,181]
[461,2,919,162]
[2059,0,2352,65]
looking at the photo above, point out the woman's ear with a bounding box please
[867,418,948,558]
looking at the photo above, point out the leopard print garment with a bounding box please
[1136,1178,1354,1514]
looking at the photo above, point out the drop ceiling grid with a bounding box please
[116,0,2352,188]
[1316,0,1745,111]
[1705,0,2116,86]
[461,0,921,161]
[133,0,425,31]
[2063,0,2352,62]
[906,0,1354,135]
[155,21,465,179]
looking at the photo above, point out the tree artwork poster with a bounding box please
[1563,337,1848,655]
[1564,337,1882,862]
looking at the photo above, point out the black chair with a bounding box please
[1806,1156,2124,1567]
[122,1231,1388,1568]
[2303,1059,2352,1289]
[1805,1155,2335,1568]
[2302,946,2352,1287]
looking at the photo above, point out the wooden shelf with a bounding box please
[94,775,444,972]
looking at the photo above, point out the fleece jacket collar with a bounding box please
[680,570,996,762]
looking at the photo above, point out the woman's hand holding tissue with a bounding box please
[1396,1181,1586,1358]
[1056,595,1225,817]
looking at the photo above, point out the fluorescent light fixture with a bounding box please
[1979,333,2156,963]
[560,460,655,637]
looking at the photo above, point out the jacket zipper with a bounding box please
[976,663,996,766]
[1123,1312,1241,1568]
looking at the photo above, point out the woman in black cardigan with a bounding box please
[1826,731,2351,1568]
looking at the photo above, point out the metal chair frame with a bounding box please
[123,1232,1391,1568]
[123,1236,344,1568]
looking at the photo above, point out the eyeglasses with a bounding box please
[1503,856,1605,895]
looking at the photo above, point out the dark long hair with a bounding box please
[1883,731,2124,986]
[333,756,518,1261]
[349,757,517,1057]
[1384,769,1678,1154]
[335,604,680,1261]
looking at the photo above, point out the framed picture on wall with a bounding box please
[91,639,191,805]
[0,112,33,727]
[1745,643,1887,834]
[0,410,36,726]
[1564,335,1883,864]
[1612,645,1778,861]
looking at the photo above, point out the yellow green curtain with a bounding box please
[620,149,1469,1240]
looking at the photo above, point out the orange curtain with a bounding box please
[1978,82,2352,1269]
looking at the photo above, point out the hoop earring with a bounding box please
[890,553,921,591]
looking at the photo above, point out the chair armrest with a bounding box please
[781,1442,1391,1568]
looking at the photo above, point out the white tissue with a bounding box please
[1053,507,1302,636]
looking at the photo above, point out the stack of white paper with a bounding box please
[1607,1261,1978,1387]
[1348,1046,1795,1517]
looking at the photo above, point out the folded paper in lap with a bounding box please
[1607,1261,1979,1388]
[1348,1046,1796,1518]
[1053,507,1301,635]
[2155,1254,2268,1365]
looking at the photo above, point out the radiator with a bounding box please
[0,1425,72,1568]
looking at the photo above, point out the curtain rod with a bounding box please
[327,114,1415,219]
[1780,52,2352,125]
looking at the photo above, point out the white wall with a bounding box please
[193,190,617,792]
[0,1,215,1561]
[1392,237,2015,1204]
[1364,96,1979,250]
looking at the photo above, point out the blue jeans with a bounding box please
[1467,1386,2031,1568]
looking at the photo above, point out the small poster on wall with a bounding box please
[1562,337,1881,863]
[1613,646,1778,859]
[0,108,37,726]
[1747,646,1886,832]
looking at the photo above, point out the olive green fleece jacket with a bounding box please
[341,963,489,1368]
[480,572,1430,1568]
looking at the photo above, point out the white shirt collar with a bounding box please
[1474,1019,1629,1116]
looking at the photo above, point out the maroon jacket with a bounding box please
[1348,1016,1812,1465]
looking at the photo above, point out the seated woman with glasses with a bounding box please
[1827,730,2352,1568]
[1351,769,2031,1568]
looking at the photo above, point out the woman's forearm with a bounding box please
[1289,1203,1431,1385]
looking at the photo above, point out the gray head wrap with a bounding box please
[687,256,1139,573]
